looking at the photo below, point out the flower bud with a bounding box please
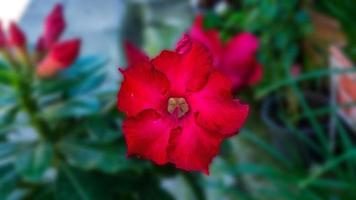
[0,21,6,48]
[8,22,26,48]
[37,39,81,77]
[43,3,66,49]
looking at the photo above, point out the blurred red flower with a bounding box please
[37,39,81,77]
[8,22,26,48]
[118,37,249,174]
[188,15,263,91]
[43,3,66,49]
[0,21,6,47]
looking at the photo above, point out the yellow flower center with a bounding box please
[167,97,189,118]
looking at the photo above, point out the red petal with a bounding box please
[8,22,26,47]
[175,34,192,54]
[0,21,6,47]
[152,40,211,95]
[50,39,81,66]
[122,109,173,165]
[117,62,170,117]
[224,32,259,67]
[44,3,66,49]
[168,115,222,174]
[189,15,223,65]
[188,71,249,136]
[123,41,149,66]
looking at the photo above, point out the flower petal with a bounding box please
[152,40,211,95]
[175,34,192,54]
[117,62,170,117]
[168,115,222,174]
[189,71,249,136]
[223,32,259,68]
[122,110,173,165]
[123,41,149,66]
[0,21,6,47]
[8,22,26,48]
[189,15,223,65]
[43,3,66,49]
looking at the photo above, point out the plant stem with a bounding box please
[17,78,51,141]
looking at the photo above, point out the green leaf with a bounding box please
[0,165,20,200]
[58,139,138,173]
[0,85,16,106]
[15,142,53,182]
[0,142,21,160]
[68,70,106,96]
[35,55,107,97]
[0,70,18,87]
[0,105,19,136]
[41,97,100,120]
[61,55,107,77]
[86,117,121,142]
[55,164,112,200]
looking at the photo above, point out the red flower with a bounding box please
[42,3,66,49]
[187,15,263,91]
[37,39,81,77]
[0,21,6,47]
[118,37,249,174]
[8,22,26,48]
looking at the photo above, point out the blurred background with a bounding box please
[0,0,355,199]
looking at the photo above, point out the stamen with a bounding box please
[167,97,189,118]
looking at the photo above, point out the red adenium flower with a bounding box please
[42,3,66,49]
[8,22,26,48]
[188,15,263,91]
[37,39,80,77]
[118,37,249,174]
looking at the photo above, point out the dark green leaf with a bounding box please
[55,165,112,200]
[0,165,19,200]
[86,118,121,142]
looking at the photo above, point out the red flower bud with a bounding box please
[0,21,6,47]
[35,36,45,52]
[43,3,66,49]
[37,39,80,77]
[8,22,26,48]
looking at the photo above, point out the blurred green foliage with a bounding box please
[0,55,178,199]
[200,0,356,199]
